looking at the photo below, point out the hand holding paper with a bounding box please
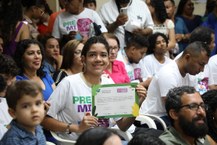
[92,83,139,118]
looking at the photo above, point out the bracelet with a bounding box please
[182,34,185,40]
[66,123,72,134]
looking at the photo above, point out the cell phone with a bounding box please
[120,7,128,15]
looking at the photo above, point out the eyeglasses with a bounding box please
[109,46,119,52]
[179,103,208,111]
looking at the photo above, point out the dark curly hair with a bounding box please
[0,0,23,46]
[175,0,188,17]
[21,0,47,9]
[147,32,168,55]
[165,86,196,126]
[150,0,168,23]
[0,54,19,77]
[14,39,45,78]
[202,90,217,142]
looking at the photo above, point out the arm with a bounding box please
[167,28,176,50]
[107,13,128,33]
[20,23,30,40]
[42,114,98,133]
[133,27,153,36]
[116,84,147,131]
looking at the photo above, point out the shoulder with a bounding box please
[16,75,27,81]
[159,127,181,145]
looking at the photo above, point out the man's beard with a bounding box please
[179,114,208,138]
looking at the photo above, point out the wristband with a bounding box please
[66,123,72,134]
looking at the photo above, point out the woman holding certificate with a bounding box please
[41,36,147,141]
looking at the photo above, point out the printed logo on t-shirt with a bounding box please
[62,18,93,37]
[134,68,141,80]
[73,96,109,127]
[63,20,77,31]
[77,18,92,37]
[73,96,92,112]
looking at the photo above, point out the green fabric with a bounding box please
[159,127,210,145]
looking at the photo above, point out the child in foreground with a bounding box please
[0,80,46,145]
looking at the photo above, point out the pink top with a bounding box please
[104,60,130,84]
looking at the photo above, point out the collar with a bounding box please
[23,15,33,24]
[169,127,206,145]
[10,120,42,138]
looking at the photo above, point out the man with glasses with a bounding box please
[159,86,216,145]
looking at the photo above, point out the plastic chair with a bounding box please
[46,141,56,145]
[145,114,167,130]
[110,127,133,141]
[136,115,157,129]
[50,131,76,145]
[136,114,167,130]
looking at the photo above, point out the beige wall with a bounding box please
[47,0,206,16]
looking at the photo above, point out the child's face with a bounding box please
[84,2,96,11]
[10,93,45,133]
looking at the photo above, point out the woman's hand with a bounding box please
[78,112,98,133]
[136,84,147,106]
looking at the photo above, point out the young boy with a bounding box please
[83,0,97,11]
[0,80,46,145]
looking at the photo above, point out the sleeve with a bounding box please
[119,61,130,83]
[143,3,154,30]
[16,75,26,81]
[52,14,61,39]
[47,77,70,118]
[45,72,54,85]
[207,57,217,85]
[0,124,7,140]
[166,19,175,29]
[92,11,108,33]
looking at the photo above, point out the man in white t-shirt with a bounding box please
[0,55,18,139]
[52,0,107,43]
[116,34,149,83]
[139,41,210,125]
[98,0,153,49]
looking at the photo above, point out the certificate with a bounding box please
[92,83,139,118]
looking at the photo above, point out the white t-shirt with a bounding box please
[142,54,172,79]
[47,73,114,140]
[52,8,107,39]
[98,0,153,49]
[139,61,197,117]
[0,97,12,139]
[0,97,12,126]
[206,54,217,85]
[0,124,7,140]
[116,49,147,82]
